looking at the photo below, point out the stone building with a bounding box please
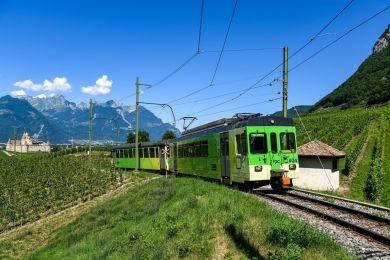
[294,139,345,191]
[6,132,50,153]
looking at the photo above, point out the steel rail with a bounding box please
[287,192,390,225]
[293,188,390,212]
[257,192,390,246]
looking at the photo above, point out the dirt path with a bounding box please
[0,176,160,259]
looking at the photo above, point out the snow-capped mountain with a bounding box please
[0,95,179,144]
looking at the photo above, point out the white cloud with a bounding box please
[14,80,41,91]
[36,94,47,99]
[10,89,27,97]
[13,77,71,92]
[42,77,71,92]
[81,75,113,95]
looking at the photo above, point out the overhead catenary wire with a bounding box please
[288,0,355,60]
[197,0,205,53]
[165,0,353,106]
[289,4,390,72]
[148,0,206,88]
[166,0,239,104]
[196,97,282,118]
[209,0,239,85]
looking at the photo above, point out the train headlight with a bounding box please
[289,164,296,170]
[255,166,263,172]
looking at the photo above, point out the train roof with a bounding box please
[170,115,293,143]
[112,141,165,150]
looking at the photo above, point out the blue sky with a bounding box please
[0,0,389,127]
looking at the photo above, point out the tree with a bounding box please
[127,131,150,143]
[162,130,177,140]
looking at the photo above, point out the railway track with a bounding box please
[256,190,390,247]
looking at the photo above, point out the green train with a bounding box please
[112,113,299,189]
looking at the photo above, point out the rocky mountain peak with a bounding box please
[373,24,390,54]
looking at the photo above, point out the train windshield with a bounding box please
[280,132,296,153]
[250,133,267,154]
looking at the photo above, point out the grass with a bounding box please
[25,177,353,259]
[380,120,390,207]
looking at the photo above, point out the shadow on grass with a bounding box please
[225,224,265,260]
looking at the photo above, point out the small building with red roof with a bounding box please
[294,139,345,191]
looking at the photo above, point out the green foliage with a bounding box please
[364,117,385,201]
[27,178,351,259]
[162,130,177,140]
[0,154,113,233]
[294,105,390,175]
[127,131,150,143]
[272,105,313,118]
[312,45,390,110]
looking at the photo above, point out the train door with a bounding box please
[173,143,178,172]
[269,132,282,170]
[220,132,230,178]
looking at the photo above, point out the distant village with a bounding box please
[5,132,50,153]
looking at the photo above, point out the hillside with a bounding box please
[294,104,390,206]
[271,105,312,118]
[312,25,390,110]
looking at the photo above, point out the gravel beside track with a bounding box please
[291,189,390,219]
[253,191,390,259]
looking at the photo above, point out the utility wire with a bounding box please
[197,0,205,53]
[151,52,199,87]
[144,0,206,89]
[202,47,282,53]
[196,97,282,118]
[210,0,238,85]
[165,0,352,105]
[289,0,355,60]
[172,91,280,107]
[290,4,390,72]
[167,0,239,104]
[185,81,275,117]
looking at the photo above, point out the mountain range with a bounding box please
[312,25,390,110]
[0,94,180,144]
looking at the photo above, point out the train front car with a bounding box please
[168,113,299,190]
[240,116,299,190]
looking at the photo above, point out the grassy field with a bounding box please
[25,178,352,259]
[295,104,390,206]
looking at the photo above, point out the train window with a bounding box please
[188,143,194,157]
[150,147,155,158]
[270,133,278,153]
[201,141,208,157]
[235,135,242,155]
[124,149,129,158]
[131,149,134,158]
[116,150,119,158]
[139,149,143,158]
[250,133,267,154]
[194,142,201,157]
[241,133,247,155]
[178,145,183,158]
[280,132,296,153]
[144,148,149,158]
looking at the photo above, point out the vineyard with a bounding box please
[0,152,121,233]
[294,103,390,205]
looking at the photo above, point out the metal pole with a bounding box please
[134,77,140,172]
[89,98,93,156]
[283,46,288,118]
